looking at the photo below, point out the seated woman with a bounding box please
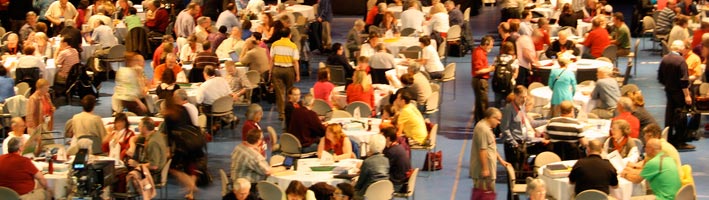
[416,35,444,79]
[312,69,335,107]
[102,113,135,160]
[379,11,399,37]
[326,43,355,79]
[155,69,180,99]
[317,124,355,161]
[333,183,355,200]
[359,33,380,57]
[285,180,316,200]
[604,119,640,163]
[354,134,389,198]
[557,3,577,28]
[346,70,375,114]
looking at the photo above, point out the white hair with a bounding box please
[597,65,613,76]
[671,40,685,52]
[526,178,546,195]
[368,134,386,155]
[233,178,251,191]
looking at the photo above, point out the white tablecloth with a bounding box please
[267,158,361,190]
[51,37,97,63]
[537,160,644,200]
[537,118,611,142]
[549,20,593,37]
[529,85,594,111]
[332,84,395,111]
[382,37,436,56]
[387,6,432,18]
[328,118,383,156]
[181,63,247,78]
[7,58,57,86]
[33,155,125,199]
[537,59,612,71]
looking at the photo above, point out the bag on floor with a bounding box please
[673,106,701,141]
[471,181,496,200]
[128,165,156,199]
[422,150,442,171]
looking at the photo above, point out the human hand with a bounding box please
[685,95,692,105]
[481,168,490,178]
[296,75,300,82]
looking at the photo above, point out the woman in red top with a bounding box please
[102,113,135,160]
[346,70,375,114]
[242,104,263,140]
[317,124,354,161]
[534,18,551,51]
[313,69,335,107]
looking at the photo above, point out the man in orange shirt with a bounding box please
[153,53,183,86]
[582,17,611,59]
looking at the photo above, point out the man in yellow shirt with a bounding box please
[395,90,428,144]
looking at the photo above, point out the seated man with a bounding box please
[407,63,432,112]
[191,42,219,83]
[622,139,682,200]
[500,86,548,169]
[127,117,168,193]
[216,27,245,59]
[569,140,619,195]
[239,38,269,74]
[174,89,199,126]
[153,53,184,86]
[223,61,253,102]
[581,17,611,59]
[69,95,108,153]
[612,97,640,138]
[222,178,258,200]
[354,134,390,199]
[287,94,325,153]
[85,20,118,57]
[196,65,231,105]
[0,33,22,56]
[230,129,284,196]
[2,117,30,155]
[381,126,412,192]
[284,87,302,128]
[546,101,588,160]
[15,46,46,77]
[394,90,428,145]
[0,137,51,199]
[544,31,580,59]
[586,66,620,119]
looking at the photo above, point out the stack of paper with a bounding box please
[543,164,572,178]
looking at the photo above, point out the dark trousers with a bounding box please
[500,7,520,22]
[273,67,295,117]
[551,142,582,160]
[371,68,389,84]
[516,67,531,87]
[472,77,488,121]
[666,91,690,145]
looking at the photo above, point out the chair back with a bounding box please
[211,95,235,114]
[345,101,373,117]
[426,91,439,112]
[364,180,394,200]
[246,70,261,88]
[576,68,598,83]
[219,169,230,196]
[463,7,471,22]
[328,65,347,86]
[559,26,577,36]
[257,181,284,200]
[529,82,544,91]
[601,45,618,65]
[14,68,40,89]
[15,82,30,97]
[630,138,644,155]
[269,154,286,167]
[400,28,416,36]
[0,186,20,200]
[267,126,279,147]
[401,46,422,59]
[312,99,333,116]
[504,164,516,187]
[700,83,709,96]
[106,44,127,60]
[438,38,446,58]
[78,135,103,155]
[675,184,696,200]
[661,40,670,55]
[622,62,633,85]
[280,133,303,154]
[331,110,353,118]
[160,159,172,186]
[447,25,462,41]
[442,63,456,81]
[643,16,655,31]
[575,189,609,200]
[406,168,420,193]
[633,38,641,56]
[662,127,669,140]
[534,151,562,169]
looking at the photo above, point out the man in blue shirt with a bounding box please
[317,0,333,50]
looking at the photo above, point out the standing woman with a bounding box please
[26,79,55,135]
[548,58,577,117]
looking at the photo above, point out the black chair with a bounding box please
[15,67,40,94]
[576,68,598,83]
[328,65,347,86]
[125,27,152,58]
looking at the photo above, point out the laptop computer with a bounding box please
[229,51,239,62]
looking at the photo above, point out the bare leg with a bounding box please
[169,169,197,198]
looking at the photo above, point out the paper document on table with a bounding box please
[607,150,625,172]
[353,107,361,120]
[320,151,335,165]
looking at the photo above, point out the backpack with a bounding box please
[492,56,514,94]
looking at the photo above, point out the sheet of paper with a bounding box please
[320,151,335,165]
[606,150,625,172]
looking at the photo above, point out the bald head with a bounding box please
[587,140,603,154]
[645,138,663,158]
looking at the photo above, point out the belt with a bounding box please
[274,65,293,68]
[473,77,488,80]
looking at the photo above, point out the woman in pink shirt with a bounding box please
[313,69,335,107]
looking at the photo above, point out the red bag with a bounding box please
[422,150,442,171]
[471,188,496,200]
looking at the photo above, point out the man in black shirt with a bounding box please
[569,140,618,195]
[658,40,694,150]
[382,127,412,192]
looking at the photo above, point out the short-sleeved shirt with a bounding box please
[91,25,118,48]
[583,28,611,58]
[612,24,631,49]
[124,15,142,31]
[546,117,585,142]
[472,46,489,78]
[215,11,241,33]
[568,154,618,195]
[469,120,497,179]
[640,153,682,200]
[175,10,195,38]
[422,45,444,73]
[230,144,269,183]
[270,38,299,67]
[0,153,39,195]
[397,103,428,144]
[45,1,77,21]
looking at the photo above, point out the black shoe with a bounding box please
[678,143,696,150]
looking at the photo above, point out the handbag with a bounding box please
[471,181,496,200]
[128,165,156,199]
[422,150,443,171]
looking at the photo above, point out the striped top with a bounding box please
[270,38,299,67]
[56,48,80,79]
[546,117,585,143]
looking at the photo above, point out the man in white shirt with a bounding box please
[216,27,245,59]
[400,1,425,32]
[86,5,113,31]
[194,16,212,43]
[215,3,241,33]
[16,46,46,77]
[245,0,265,16]
[173,89,199,126]
[2,117,30,155]
[196,65,231,105]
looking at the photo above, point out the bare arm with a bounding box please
[479,149,489,177]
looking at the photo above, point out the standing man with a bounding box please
[658,40,694,150]
[175,3,200,39]
[45,0,78,36]
[472,35,495,121]
[317,0,333,50]
[516,28,540,87]
[270,28,300,121]
[216,3,241,33]
[568,140,619,196]
[470,107,510,193]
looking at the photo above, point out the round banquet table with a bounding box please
[537,160,645,200]
[529,84,594,112]
[8,58,57,86]
[382,37,436,56]
[332,84,395,111]
[327,117,383,157]
[532,5,554,18]
[387,6,432,18]
[267,158,361,190]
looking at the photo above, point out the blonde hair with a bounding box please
[430,3,446,15]
[352,70,371,91]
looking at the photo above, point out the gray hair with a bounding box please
[65,19,76,27]
[98,5,107,15]
[526,178,546,195]
[233,178,251,191]
[197,16,210,25]
[7,137,22,153]
[354,19,365,27]
[617,97,634,111]
[245,104,263,120]
[407,63,421,74]
[174,89,189,101]
[597,65,613,76]
[377,3,387,12]
[303,94,315,107]
[368,134,386,155]
[670,40,685,52]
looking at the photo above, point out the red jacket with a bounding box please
[583,28,611,58]
[613,112,641,138]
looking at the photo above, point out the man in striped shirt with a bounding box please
[270,27,300,120]
[191,42,219,82]
[546,100,588,160]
